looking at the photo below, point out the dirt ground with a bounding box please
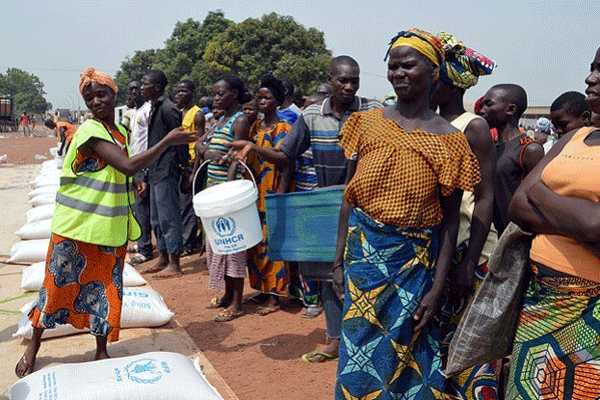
[146,256,336,400]
[0,125,61,164]
[0,130,337,400]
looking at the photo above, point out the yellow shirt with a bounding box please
[182,105,201,162]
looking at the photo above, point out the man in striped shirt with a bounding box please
[279,56,382,188]
[227,58,382,359]
[279,55,383,363]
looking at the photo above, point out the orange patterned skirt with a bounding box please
[28,234,126,342]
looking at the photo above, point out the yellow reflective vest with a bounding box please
[51,119,141,246]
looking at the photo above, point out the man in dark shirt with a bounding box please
[140,69,187,278]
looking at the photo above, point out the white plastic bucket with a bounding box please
[192,160,262,255]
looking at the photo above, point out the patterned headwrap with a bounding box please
[385,28,444,67]
[79,67,118,95]
[437,32,496,90]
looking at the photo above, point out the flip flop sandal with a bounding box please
[205,297,228,309]
[213,309,243,322]
[302,306,323,319]
[129,253,151,266]
[301,350,338,364]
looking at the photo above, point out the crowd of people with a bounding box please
[13,27,600,400]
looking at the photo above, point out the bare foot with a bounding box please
[94,350,110,360]
[141,259,168,274]
[152,265,183,279]
[15,343,39,378]
[254,295,280,316]
[244,292,269,305]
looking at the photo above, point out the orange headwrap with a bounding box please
[79,67,118,94]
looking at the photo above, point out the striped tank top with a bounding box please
[207,111,244,186]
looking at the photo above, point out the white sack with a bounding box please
[21,262,146,292]
[20,262,46,291]
[40,159,58,169]
[122,262,148,286]
[55,157,64,169]
[9,351,223,400]
[26,204,55,223]
[15,219,52,240]
[30,177,60,189]
[14,301,86,339]
[27,185,58,199]
[31,168,61,180]
[30,172,60,189]
[14,286,172,339]
[7,239,50,264]
[121,286,174,328]
[28,193,56,207]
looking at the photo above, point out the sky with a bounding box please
[1,0,598,111]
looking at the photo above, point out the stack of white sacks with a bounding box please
[7,150,221,400]
[9,151,176,337]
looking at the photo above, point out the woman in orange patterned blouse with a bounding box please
[333,29,481,399]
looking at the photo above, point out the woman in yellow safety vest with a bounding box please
[15,68,195,378]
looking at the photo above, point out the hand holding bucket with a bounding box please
[192,159,262,255]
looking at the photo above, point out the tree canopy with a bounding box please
[0,68,50,114]
[114,11,331,104]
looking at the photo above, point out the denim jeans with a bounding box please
[179,163,200,250]
[150,174,183,255]
[321,281,343,339]
[134,172,153,257]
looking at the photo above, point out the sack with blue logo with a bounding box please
[9,351,223,399]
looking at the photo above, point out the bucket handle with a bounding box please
[192,157,257,197]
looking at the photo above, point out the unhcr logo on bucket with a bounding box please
[211,216,245,246]
[212,217,237,237]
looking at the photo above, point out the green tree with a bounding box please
[203,13,331,94]
[114,11,231,103]
[0,68,49,114]
[114,49,165,104]
[114,11,331,103]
